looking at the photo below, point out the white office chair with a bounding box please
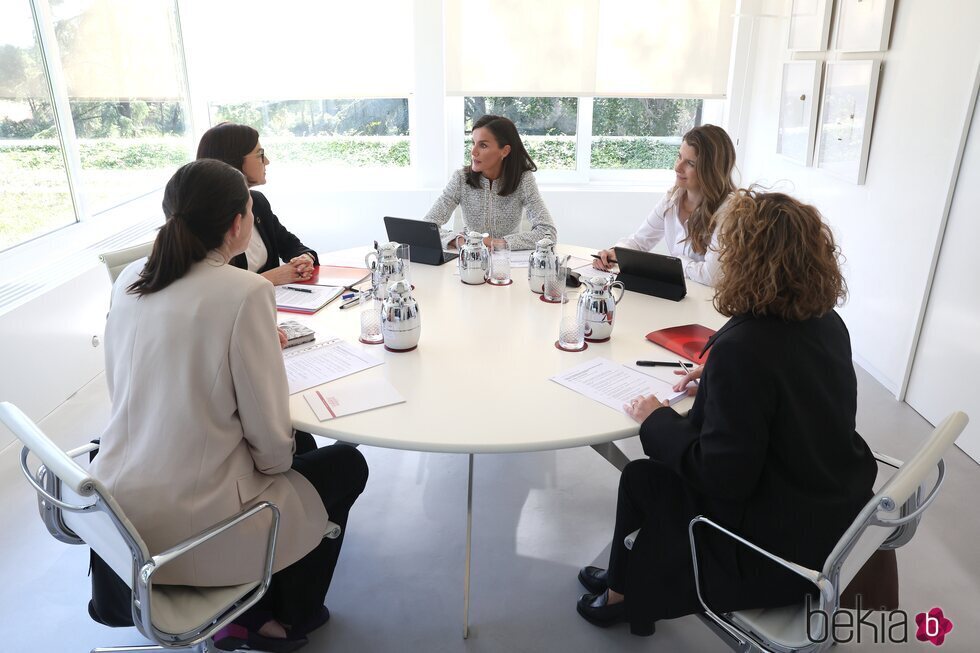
[99,242,154,284]
[1,401,281,653]
[681,411,969,653]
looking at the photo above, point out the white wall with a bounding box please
[737,0,980,394]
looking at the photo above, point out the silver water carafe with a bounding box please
[365,241,404,297]
[578,276,625,342]
[527,238,559,294]
[380,279,421,351]
[456,231,490,285]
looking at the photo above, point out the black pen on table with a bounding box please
[285,285,313,293]
[635,360,684,368]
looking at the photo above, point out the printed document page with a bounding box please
[551,357,687,415]
[275,285,343,312]
[302,377,405,420]
[283,337,383,394]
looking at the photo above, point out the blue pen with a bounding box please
[341,292,356,300]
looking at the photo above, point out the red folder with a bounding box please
[645,324,716,365]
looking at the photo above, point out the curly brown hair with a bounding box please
[713,189,847,321]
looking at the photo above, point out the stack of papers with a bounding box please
[551,357,688,415]
[302,377,405,421]
[275,285,343,314]
[283,336,383,394]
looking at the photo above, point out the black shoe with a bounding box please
[577,566,609,594]
[290,605,330,638]
[576,591,627,628]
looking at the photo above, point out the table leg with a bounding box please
[590,441,631,472]
[463,453,474,639]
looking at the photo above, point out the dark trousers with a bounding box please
[606,459,652,595]
[89,443,368,629]
[254,443,368,625]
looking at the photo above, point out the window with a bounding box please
[464,97,578,171]
[50,0,192,215]
[461,97,718,177]
[591,98,703,170]
[0,1,75,251]
[209,99,410,169]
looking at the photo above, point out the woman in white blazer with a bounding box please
[90,159,368,651]
[593,124,736,287]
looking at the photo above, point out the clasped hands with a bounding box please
[623,365,703,423]
[262,254,315,285]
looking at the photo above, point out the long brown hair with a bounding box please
[465,115,537,196]
[678,124,736,255]
[713,188,847,321]
[129,160,250,296]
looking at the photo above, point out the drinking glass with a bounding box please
[543,265,568,302]
[396,243,412,289]
[359,290,384,344]
[557,292,586,351]
[488,238,512,285]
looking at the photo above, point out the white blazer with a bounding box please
[615,189,723,286]
[91,257,328,586]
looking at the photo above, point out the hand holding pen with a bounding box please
[672,360,702,394]
[592,249,617,271]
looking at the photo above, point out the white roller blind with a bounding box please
[181,0,415,101]
[445,0,735,98]
[52,0,184,100]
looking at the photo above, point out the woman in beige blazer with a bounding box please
[90,159,368,651]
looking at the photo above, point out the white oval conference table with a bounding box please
[288,244,728,638]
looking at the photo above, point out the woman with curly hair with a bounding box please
[575,189,877,637]
[593,124,736,286]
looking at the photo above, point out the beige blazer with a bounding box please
[91,258,328,586]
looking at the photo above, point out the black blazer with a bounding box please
[626,311,877,628]
[231,190,318,273]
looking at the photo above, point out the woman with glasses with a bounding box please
[576,189,876,637]
[592,124,736,287]
[198,122,317,285]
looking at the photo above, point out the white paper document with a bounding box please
[275,285,343,313]
[303,377,405,420]
[550,357,687,415]
[283,337,383,394]
[509,250,533,267]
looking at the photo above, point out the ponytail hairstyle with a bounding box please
[465,114,537,196]
[128,159,250,296]
[679,124,737,255]
[196,122,259,173]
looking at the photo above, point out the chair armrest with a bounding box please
[688,516,837,646]
[67,442,100,459]
[134,502,281,640]
[145,501,280,576]
[872,450,903,469]
[689,516,828,588]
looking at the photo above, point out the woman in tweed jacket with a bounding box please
[423,115,557,250]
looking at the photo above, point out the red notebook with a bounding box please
[645,324,716,365]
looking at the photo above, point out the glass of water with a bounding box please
[359,290,383,344]
[557,292,586,351]
[488,238,512,285]
[543,265,568,303]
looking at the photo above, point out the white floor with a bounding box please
[0,366,977,652]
